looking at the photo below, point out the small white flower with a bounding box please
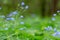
[20,15,24,18]
[20,22,24,24]
[52,17,55,21]
[4,27,8,30]
[53,14,56,16]
[57,10,60,13]
[25,5,29,9]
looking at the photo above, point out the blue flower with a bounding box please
[8,13,13,17]
[54,28,57,32]
[12,11,18,15]
[6,17,15,21]
[52,31,60,37]
[21,2,25,7]
[8,11,18,17]
[0,15,5,18]
[45,26,53,31]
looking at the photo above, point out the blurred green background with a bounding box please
[0,0,60,17]
[0,0,60,40]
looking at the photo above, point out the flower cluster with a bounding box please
[52,31,60,38]
[21,1,29,10]
[6,17,15,21]
[8,11,18,17]
[45,26,53,31]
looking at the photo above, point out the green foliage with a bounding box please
[0,0,60,40]
[0,10,60,40]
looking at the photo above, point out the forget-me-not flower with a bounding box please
[45,26,53,31]
[52,31,60,37]
[0,15,5,18]
[21,2,25,7]
[12,11,18,15]
[6,17,15,21]
[8,11,18,17]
